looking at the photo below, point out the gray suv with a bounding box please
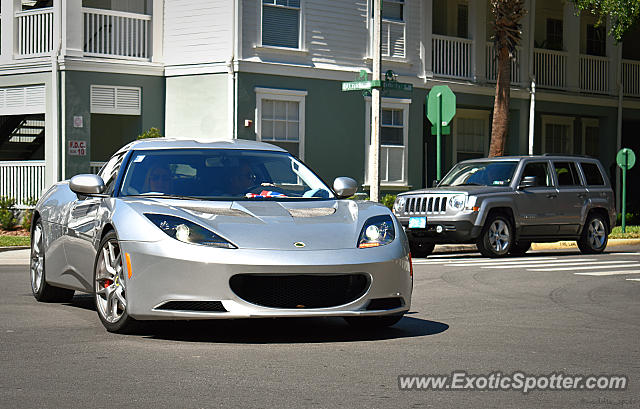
[393,155,616,258]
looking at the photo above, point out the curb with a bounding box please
[433,239,640,253]
[0,246,29,252]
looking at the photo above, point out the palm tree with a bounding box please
[489,0,526,157]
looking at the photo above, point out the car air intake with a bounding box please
[229,274,369,309]
[156,301,227,312]
[365,297,404,310]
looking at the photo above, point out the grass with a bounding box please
[609,225,640,239]
[0,236,30,247]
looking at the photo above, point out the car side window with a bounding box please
[553,161,581,186]
[520,162,552,187]
[580,162,605,186]
[99,153,125,195]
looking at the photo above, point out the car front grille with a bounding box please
[156,301,227,312]
[403,195,448,215]
[229,274,369,309]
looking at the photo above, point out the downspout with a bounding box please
[528,77,535,155]
[228,0,239,140]
[51,3,63,182]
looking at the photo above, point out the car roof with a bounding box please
[459,155,601,163]
[116,138,288,154]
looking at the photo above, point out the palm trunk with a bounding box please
[489,46,511,157]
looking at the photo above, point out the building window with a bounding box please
[542,115,574,154]
[457,3,468,38]
[262,0,301,49]
[365,98,410,185]
[587,24,606,56]
[582,118,599,157]
[452,109,490,163]
[432,0,447,36]
[382,0,404,21]
[546,19,563,51]
[255,88,306,159]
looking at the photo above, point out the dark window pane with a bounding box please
[522,162,552,187]
[553,161,580,186]
[381,127,403,145]
[546,19,563,50]
[262,6,299,48]
[457,4,468,38]
[581,162,605,185]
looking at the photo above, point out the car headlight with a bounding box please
[393,197,406,213]
[358,215,395,248]
[144,214,236,248]
[448,194,466,211]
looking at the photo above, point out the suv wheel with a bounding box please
[477,213,513,258]
[409,241,435,258]
[577,213,608,254]
[509,241,531,256]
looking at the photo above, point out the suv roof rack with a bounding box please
[542,153,593,158]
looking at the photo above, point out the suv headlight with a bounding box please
[358,215,395,248]
[393,197,406,213]
[448,194,466,211]
[144,214,236,248]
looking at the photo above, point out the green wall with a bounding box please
[63,70,164,178]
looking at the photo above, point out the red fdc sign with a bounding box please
[68,140,87,156]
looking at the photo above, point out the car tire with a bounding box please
[509,241,531,256]
[94,230,138,333]
[476,213,513,258]
[30,220,75,303]
[409,241,435,258]
[577,213,608,254]
[344,314,404,329]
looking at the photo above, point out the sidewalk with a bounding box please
[0,248,30,265]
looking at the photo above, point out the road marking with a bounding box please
[482,260,630,269]
[530,263,640,272]
[626,278,640,281]
[611,252,640,256]
[575,270,640,276]
[414,257,559,265]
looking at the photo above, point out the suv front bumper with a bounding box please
[399,220,483,244]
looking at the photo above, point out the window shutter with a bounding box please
[91,85,141,115]
[0,85,46,115]
[262,5,299,48]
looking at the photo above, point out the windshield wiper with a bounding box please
[126,193,206,201]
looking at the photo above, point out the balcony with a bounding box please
[486,44,521,84]
[579,54,610,94]
[533,48,567,90]
[432,34,472,80]
[16,7,54,58]
[622,59,640,97]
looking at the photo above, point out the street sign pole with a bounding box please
[616,148,636,234]
[436,93,442,181]
[370,0,382,203]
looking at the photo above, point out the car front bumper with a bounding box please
[119,238,412,320]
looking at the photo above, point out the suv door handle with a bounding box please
[546,194,558,199]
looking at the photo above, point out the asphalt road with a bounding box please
[1,246,640,408]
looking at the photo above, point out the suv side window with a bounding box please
[521,162,553,187]
[553,161,581,186]
[580,162,605,185]
[99,153,125,195]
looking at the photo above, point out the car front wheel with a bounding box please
[577,214,608,254]
[30,220,75,303]
[477,214,513,258]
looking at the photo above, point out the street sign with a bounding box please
[617,148,636,170]
[430,125,450,135]
[341,80,381,92]
[616,148,636,233]
[426,85,456,126]
[383,80,413,92]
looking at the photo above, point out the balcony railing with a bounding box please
[381,20,405,59]
[16,7,54,57]
[622,59,640,97]
[433,34,473,79]
[0,160,45,208]
[579,54,610,94]
[533,48,567,89]
[83,8,151,61]
[486,44,521,84]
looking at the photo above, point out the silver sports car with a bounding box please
[30,139,412,333]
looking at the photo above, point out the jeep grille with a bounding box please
[403,195,448,215]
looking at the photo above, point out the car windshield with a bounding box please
[119,149,335,200]
[439,161,518,187]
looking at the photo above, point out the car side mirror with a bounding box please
[333,177,358,199]
[518,176,537,190]
[432,179,440,187]
[69,174,106,195]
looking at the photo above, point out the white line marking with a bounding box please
[483,260,631,269]
[414,257,559,265]
[626,278,640,281]
[611,252,640,256]
[530,263,640,272]
[575,270,640,276]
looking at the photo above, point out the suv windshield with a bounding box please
[119,149,335,200]
[439,161,518,187]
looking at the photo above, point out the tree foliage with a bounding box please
[571,0,640,41]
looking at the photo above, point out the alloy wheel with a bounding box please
[587,218,606,249]
[30,223,44,294]
[488,219,510,253]
[95,240,127,323]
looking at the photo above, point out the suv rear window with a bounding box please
[553,162,581,186]
[580,162,605,185]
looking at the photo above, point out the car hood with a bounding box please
[399,185,514,195]
[121,198,389,250]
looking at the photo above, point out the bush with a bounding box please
[0,196,17,230]
[616,212,640,226]
[381,194,397,210]
[137,127,163,140]
[21,197,38,231]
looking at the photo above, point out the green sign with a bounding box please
[426,85,456,126]
[341,80,381,91]
[383,81,413,92]
[430,125,450,135]
[616,148,636,170]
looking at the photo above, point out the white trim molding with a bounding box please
[255,87,307,160]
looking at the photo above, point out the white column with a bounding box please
[63,0,83,57]
[423,0,433,78]
[470,0,486,83]
[151,0,164,63]
[0,0,20,63]
[564,2,580,92]
[607,17,620,95]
